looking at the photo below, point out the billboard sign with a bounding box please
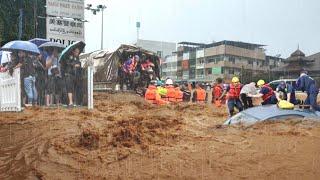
[46,0,84,19]
[46,17,84,47]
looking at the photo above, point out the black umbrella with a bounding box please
[59,41,85,62]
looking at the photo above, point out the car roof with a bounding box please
[269,79,297,83]
[225,105,320,125]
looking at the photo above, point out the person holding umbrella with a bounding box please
[39,42,65,106]
[1,40,41,107]
[59,41,85,107]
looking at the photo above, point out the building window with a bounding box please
[248,60,253,65]
[207,68,212,75]
[229,56,235,64]
[229,68,234,74]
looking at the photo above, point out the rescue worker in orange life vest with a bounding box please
[144,80,158,104]
[248,79,278,105]
[192,83,207,103]
[222,77,243,116]
[145,80,168,105]
[164,78,176,102]
[174,84,184,102]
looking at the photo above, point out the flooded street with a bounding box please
[1,92,320,179]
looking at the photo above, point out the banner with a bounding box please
[46,0,84,19]
[46,17,84,47]
[212,67,222,74]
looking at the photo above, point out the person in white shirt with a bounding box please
[240,82,257,109]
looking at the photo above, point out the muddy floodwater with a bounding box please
[1,92,320,179]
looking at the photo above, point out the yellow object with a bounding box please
[157,86,167,96]
[231,77,240,83]
[278,100,294,109]
[257,79,265,86]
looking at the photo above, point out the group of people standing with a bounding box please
[5,46,84,107]
[145,69,320,117]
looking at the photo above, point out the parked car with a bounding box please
[268,79,297,90]
[224,105,320,125]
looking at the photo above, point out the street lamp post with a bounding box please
[85,4,107,50]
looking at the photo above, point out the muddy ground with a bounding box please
[1,92,320,179]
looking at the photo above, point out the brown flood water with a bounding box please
[0,92,320,179]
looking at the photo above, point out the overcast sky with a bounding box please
[84,0,320,58]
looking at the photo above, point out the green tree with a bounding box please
[0,0,46,46]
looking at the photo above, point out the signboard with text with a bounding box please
[46,0,84,19]
[46,17,84,47]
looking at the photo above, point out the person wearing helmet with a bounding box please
[296,71,320,111]
[223,77,243,116]
[275,81,299,105]
[192,83,207,103]
[164,78,176,102]
[249,79,277,105]
[145,80,167,105]
[212,77,225,107]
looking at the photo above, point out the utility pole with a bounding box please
[33,0,38,38]
[85,4,107,50]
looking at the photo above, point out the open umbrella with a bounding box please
[29,38,50,47]
[39,41,65,51]
[59,41,85,62]
[1,40,40,55]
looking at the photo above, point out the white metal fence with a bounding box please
[87,66,94,110]
[0,68,21,112]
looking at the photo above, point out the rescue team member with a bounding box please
[275,81,299,105]
[164,79,176,102]
[240,82,256,109]
[174,84,184,102]
[192,83,207,103]
[145,80,167,105]
[222,77,243,116]
[249,80,278,105]
[212,77,225,107]
[181,83,191,102]
[296,70,320,111]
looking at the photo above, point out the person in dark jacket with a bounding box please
[61,48,81,106]
[275,81,299,105]
[296,71,320,111]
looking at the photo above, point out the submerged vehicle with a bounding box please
[224,105,320,125]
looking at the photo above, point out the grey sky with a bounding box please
[84,0,320,58]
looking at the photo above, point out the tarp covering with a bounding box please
[92,44,161,83]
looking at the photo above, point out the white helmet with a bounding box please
[165,78,173,85]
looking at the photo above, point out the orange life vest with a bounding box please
[145,85,157,104]
[175,87,183,102]
[165,85,176,102]
[196,88,206,102]
[262,84,274,101]
[227,84,241,99]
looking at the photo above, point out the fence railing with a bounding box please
[0,68,21,112]
[0,66,94,111]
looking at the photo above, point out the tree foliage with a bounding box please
[0,0,46,46]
